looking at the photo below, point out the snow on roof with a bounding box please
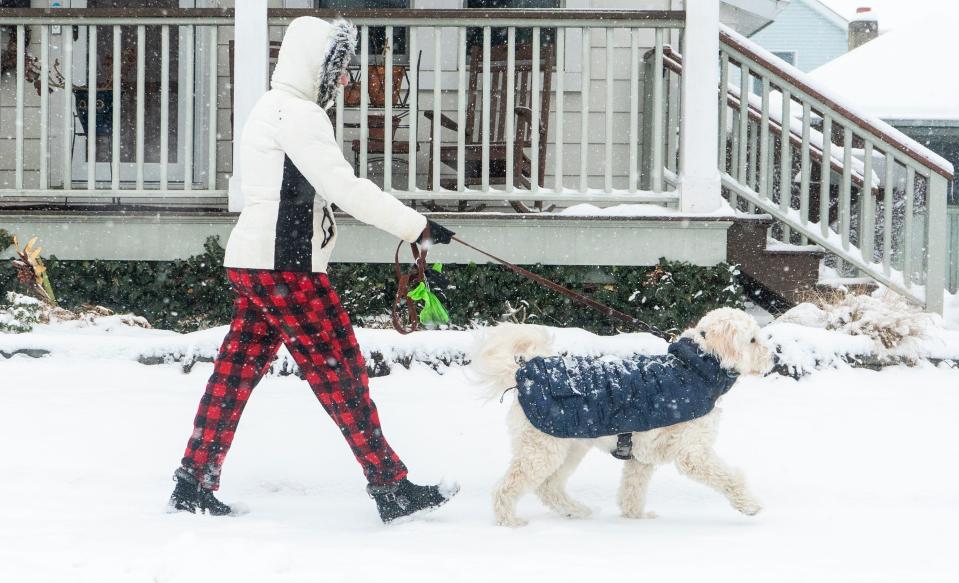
[818,0,952,31]
[722,24,953,175]
[809,14,959,121]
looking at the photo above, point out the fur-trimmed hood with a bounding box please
[270,16,357,107]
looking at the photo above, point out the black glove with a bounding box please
[418,219,455,246]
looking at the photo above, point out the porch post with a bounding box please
[925,174,948,314]
[678,1,721,213]
[228,0,270,212]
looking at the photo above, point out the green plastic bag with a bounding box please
[406,264,450,326]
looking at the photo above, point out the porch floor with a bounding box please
[0,210,735,267]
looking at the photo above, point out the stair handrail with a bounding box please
[658,45,880,196]
[715,25,951,313]
[720,29,953,182]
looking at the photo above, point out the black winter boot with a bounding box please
[169,468,233,516]
[367,478,458,524]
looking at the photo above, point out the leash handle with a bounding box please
[391,241,427,335]
[450,235,674,341]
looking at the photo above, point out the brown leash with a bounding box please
[391,235,674,341]
[391,241,428,335]
[450,236,674,341]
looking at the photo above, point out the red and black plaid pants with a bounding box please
[180,268,408,490]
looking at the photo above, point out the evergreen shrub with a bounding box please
[0,235,742,333]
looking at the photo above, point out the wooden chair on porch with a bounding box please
[424,43,554,213]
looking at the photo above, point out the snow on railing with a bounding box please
[715,25,951,313]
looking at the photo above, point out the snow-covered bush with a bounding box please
[0,291,150,334]
[767,290,945,377]
[0,292,43,333]
[778,291,933,352]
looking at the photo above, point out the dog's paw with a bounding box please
[561,505,592,520]
[496,515,529,528]
[734,499,762,516]
[622,510,658,520]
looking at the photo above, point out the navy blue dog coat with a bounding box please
[514,337,739,439]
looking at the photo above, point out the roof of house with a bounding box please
[749,0,850,72]
[808,13,959,120]
[722,0,793,36]
[798,0,848,30]
[819,0,949,32]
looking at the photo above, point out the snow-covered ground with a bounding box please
[2,333,959,582]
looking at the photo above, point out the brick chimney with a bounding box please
[848,6,879,50]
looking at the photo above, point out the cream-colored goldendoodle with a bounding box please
[472,308,774,527]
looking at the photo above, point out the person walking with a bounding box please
[168,16,457,523]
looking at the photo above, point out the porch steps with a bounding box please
[726,216,824,312]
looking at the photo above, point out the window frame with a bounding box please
[771,50,798,67]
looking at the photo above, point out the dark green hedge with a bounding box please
[1,234,742,333]
[0,228,13,253]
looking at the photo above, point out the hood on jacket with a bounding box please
[271,16,357,108]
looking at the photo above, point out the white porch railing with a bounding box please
[0,9,232,202]
[714,27,953,313]
[265,9,686,211]
[949,205,959,293]
[0,8,685,211]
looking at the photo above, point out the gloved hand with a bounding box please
[417,219,455,248]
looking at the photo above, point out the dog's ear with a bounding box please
[703,319,741,366]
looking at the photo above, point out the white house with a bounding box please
[0,0,953,312]
[749,0,847,72]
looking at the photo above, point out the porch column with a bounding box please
[228,0,270,212]
[678,0,721,213]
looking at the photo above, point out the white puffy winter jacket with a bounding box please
[223,17,427,273]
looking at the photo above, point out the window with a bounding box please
[0,1,31,75]
[315,0,409,58]
[897,125,959,205]
[86,0,182,167]
[466,0,560,7]
[465,0,561,50]
[772,51,798,67]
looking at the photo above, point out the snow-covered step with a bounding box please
[726,215,824,309]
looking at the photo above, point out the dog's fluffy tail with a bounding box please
[471,323,554,400]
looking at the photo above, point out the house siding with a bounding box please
[750,0,847,73]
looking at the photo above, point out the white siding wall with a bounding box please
[749,0,847,73]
